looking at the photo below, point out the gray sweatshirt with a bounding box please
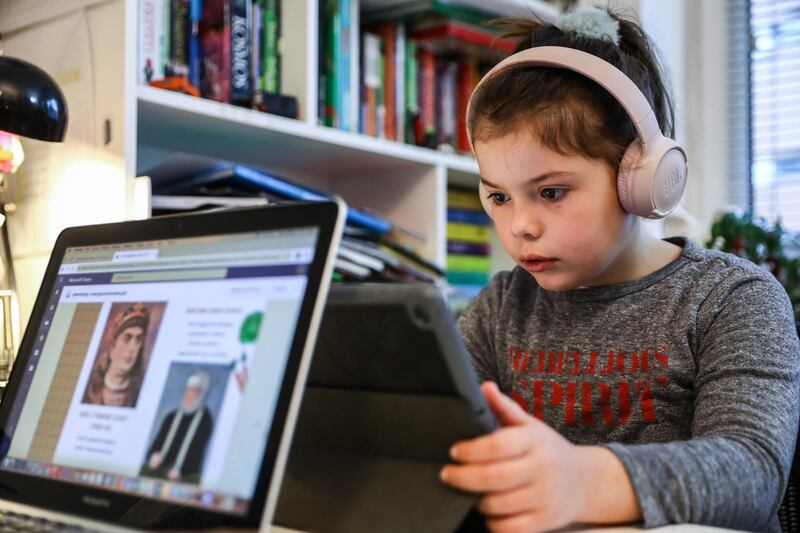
[457,238,800,531]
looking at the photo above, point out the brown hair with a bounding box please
[469,9,675,172]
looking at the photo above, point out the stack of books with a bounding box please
[148,163,446,284]
[446,186,491,297]
[138,0,298,118]
[316,0,559,151]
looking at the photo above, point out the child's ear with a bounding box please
[478,181,495,221]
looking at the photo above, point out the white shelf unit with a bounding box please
[126,0,554,268]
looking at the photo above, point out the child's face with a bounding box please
[474,128,636,291]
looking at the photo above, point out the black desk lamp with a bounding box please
[0,53,68,381]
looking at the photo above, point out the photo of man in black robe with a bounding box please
[141,371,214,483]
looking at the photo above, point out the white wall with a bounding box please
[580,0,735,242]
[0,0,126,327]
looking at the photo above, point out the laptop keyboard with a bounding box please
[0,509,100,531]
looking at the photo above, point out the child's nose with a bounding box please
[510,207,542,239]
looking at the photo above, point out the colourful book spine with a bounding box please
[262,0,280,93]
[138,0,165,83]
[446,271,490,286]
[162,0,171,71]
[338,0,352,132]
[447,207,490,225]
[376,41,385,138]
[230,0,252,105]
[168,0,190,77]
[362,33,380,136]
[456,58,477,153]
[447,222,491,243]
[447,187,483,210]
[440,60,458,149]
[200,0,231,102]
[251,1,262,91]
[416,47,436,147]
[395,23,406,143]
[188,0,202,88]
[325,0,340,128]
[377,23,397,141]
[447,254,490,272]
[405,38,417,145]
[447,241,490,256]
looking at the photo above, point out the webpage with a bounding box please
[1,228,318,515]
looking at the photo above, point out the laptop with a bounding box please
[0,200,345,531]
[275,283,496,533]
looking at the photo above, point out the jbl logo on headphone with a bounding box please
[664,167,682,198]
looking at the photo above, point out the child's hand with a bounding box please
[440,381,587,533]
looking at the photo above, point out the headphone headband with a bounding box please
[466,46,661,149]
[467,45,688,220]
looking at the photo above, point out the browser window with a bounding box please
[0,227,319,515]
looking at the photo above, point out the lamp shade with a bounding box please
[0,56,68,142]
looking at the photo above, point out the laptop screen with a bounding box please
[0,226,318,517]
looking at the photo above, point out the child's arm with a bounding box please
[447,273,800,531]
[441,381,641,531]
[600,273,800,529]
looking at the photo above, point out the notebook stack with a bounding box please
[446,186,491,298]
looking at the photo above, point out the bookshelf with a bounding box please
[127,0,559,269]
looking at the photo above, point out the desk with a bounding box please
[266,525,737,533]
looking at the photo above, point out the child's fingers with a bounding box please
[482,381,532,427]
[477,485,538,517]
[440,455,531,493]
[450,425,533,463]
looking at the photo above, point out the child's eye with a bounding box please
[486,192,510,205]
[541,188,568,202]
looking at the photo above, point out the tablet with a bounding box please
[275,283,495,533]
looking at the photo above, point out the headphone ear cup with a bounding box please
[620,136,688,219]
[478,181,495,220]
[617,140,642,216]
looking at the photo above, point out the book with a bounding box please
[200,0,231,102]
[447,241,490,255]
[404,38,418,145]
[167,0,190,78]
[447,222,491,243]
[339,0,353,132]
[447,187,482,210]
[362,33,381,137]
[373,23,397,140]
[324,0,340,128]
[456,58,477,153]
[411,19,516,59]
[395,24,407,143]
[416,47,437,147]
[188,0,202,88]
[447,207,490,225]
[156,164,393,234]
[150,194,269,216]
[230,0,253,106]
[446,270,489,285]
[361,0,559,24]
[447,254,489,272]
[139,0,165,83]
[261,0,281,93]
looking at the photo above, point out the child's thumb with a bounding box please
[481,381,530,427]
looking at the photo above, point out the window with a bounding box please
[751,0,800,229]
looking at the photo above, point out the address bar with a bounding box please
[73,248,310,273]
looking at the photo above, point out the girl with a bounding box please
[441,6,800,533]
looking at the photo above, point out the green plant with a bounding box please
[706,212,800,321]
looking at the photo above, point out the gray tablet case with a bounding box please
[274,283,495,533]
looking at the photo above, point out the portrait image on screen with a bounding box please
[140,362,231,484]
[82,302,167,409]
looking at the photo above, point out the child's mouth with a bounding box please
[520,255,557,272]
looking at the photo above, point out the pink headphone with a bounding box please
[466,46,688,220]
